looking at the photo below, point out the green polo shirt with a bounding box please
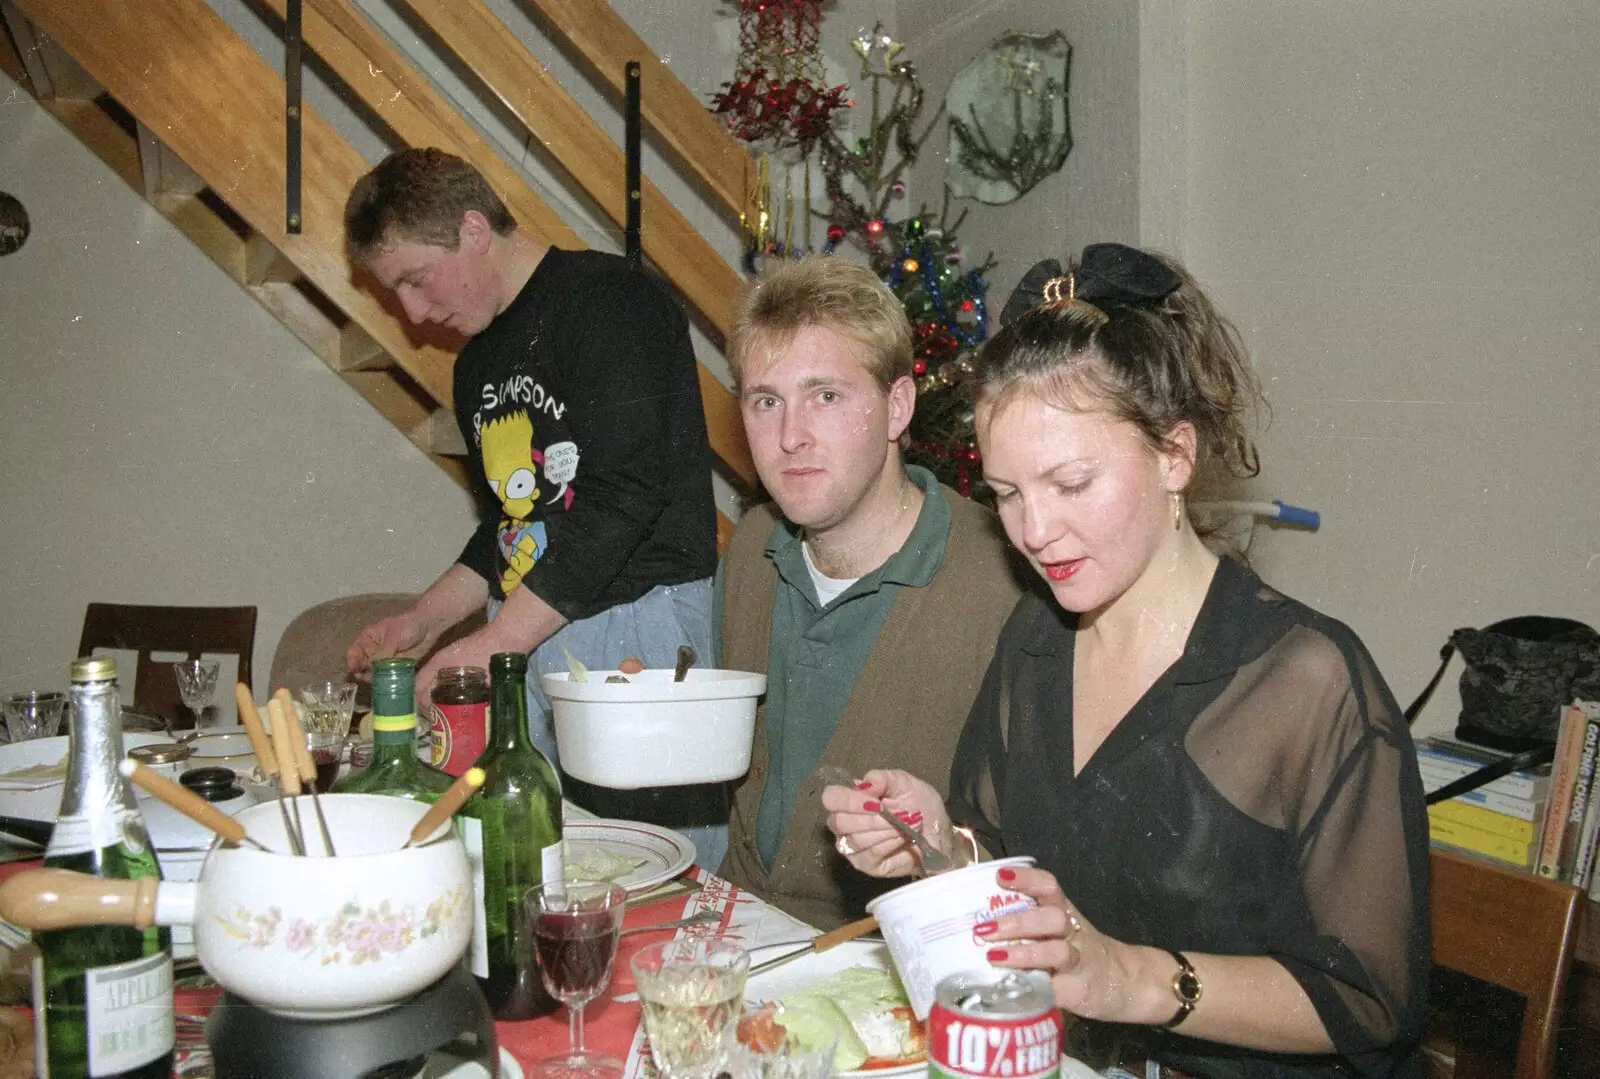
[743,465,952,866]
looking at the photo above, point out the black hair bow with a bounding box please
[1000,243,1181,325]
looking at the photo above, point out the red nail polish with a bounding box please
[854,780,873,791]
[903,813,924,825]
[863,800,881,813]
[973,922,998,937]
[986,948,1008,962]
[997,868,1016,882]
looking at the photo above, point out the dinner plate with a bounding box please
[745,940,1099,1079]
[562,818,694,892]
[186,726,257,772]
[0,732,170,823]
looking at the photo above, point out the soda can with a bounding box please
[928,970,1062,1079]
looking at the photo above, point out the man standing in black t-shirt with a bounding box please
[341,148,725,865]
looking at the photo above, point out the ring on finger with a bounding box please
[1064,908,1082,942]
[836,835,854,857]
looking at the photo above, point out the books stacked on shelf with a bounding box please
[1533,700,1600,889]
[1421,735,1549,870]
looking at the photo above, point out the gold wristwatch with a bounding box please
[1160,950,1202,1028]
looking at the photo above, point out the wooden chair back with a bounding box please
[1429,848,1582,1079]
[77,603,257,727]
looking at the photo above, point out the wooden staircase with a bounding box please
[0,0,756,538]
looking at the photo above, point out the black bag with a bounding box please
[1404,616,1600,804]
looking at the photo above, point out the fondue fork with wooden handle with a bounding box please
[265,698,308,856]
[275,687,337,856]
[119,760,268,852]
[236,683,301,852]
[745,914,880,977]
[403,767,485,849]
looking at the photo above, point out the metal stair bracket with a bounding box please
[286,0,303,233]
[625,60,641,268]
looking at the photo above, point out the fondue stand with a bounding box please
[206,965,498,1078]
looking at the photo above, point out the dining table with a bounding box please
[0,845,823,1078]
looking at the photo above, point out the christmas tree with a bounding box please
[817,25,997,501]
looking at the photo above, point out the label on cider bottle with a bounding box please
[86,952,174,1076]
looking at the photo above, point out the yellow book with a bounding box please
[1429,816,1535,867]
[1428,799,1538,844]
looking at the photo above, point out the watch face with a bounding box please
[1176,968,1202,1003]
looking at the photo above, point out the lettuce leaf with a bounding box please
[777,965,916,1070]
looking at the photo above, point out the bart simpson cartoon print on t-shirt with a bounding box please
[481,410,548,594]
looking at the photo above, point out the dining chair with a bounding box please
[76,603,257,727]
[1428,848,1583,1079]
[268,592,487,710]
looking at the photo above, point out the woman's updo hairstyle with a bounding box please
[976,244,1264,495]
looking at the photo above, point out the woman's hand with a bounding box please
[821,769,951,878]
[976,866,1168,1024]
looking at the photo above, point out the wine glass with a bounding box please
[297,681,358,791]
[526,880,628,1079]
[171,659,221,731]
[631,938,751,1079]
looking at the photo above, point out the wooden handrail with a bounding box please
[524,0,755,222]
[14,0,457,405]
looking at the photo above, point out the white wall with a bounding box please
[0,70,471,708]
[1181,0,1600,733]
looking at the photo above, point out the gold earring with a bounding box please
[1172,492,1183,530]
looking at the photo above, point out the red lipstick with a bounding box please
[1044,559,1084,582]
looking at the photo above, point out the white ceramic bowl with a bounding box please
[865,857,1038,1018]
[543,668,766,789]
[165,794,473,1017]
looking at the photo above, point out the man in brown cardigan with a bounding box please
[715,257,1026,929]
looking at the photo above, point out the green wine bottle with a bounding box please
[36,656,173,1079]
[457,652,564,1020]
[332,658,453,801]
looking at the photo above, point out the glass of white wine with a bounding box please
[631,938,749,1079]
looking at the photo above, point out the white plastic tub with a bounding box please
[542,668,766,789]
[865,856,1038,1017]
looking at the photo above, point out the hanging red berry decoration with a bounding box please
[709,0,848,151]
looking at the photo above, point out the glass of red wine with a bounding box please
[526,879,628,1079]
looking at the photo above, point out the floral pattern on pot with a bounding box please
[213,884,469,965]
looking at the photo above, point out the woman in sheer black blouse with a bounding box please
[823,245,1430,1079]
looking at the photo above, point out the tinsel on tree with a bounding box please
[817,25,997,501]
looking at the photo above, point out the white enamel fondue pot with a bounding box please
[0,794,473,1019]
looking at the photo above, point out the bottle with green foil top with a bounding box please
[457,652,564,1020]
[37,657,173,1079]
[332,657,452,801]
